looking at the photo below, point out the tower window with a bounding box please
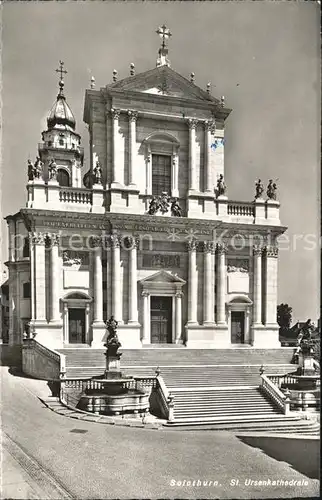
[59,139,64,146]
[152,154,171,196]
[22,237,30,258]
[48,140,53,147]
[23,282,31,299]
[57,169,70,187]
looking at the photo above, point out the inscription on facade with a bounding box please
[142,254,181,269]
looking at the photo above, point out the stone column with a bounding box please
[187,240,198,323]
[49,234,60,323]
[264,246,279,325]
[203,241,215,324]
[175,292,183,343]
[128,237,139,324]
[142,291,150,343]
[91,236,104,324]
[145,146,152,195]
[252,246,263,325]
[29,233,35,321]
[171,148,179,198]
[33,232,47,322]
[216,243,227,325]
[204,120,216,192]
[111,108,122,186]
[111,234,122,322]
[128,111,138,186]
[188,119,198,192]
[63,303,68,344]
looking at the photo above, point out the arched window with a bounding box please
[57,169,70,187]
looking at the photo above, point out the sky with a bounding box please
[0,1,320,322]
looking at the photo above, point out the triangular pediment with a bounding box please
[107,66,219,103]
[140,270,185,284]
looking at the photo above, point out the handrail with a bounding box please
[59,188,92,204]
[260,374,290,414]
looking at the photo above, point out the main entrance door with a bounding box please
[231,311,245,344]
[150,296,172,343]
[69,308,86,344]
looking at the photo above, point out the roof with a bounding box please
[47,88,76,132]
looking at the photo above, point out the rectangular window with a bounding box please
[23,282,31,299]
[152,154,171,196]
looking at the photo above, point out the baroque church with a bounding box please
[5,26,285,351]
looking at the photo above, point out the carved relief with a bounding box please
[187,118,198,130]
[227,258,249,273]
[203,241,215,254]
[111,108,121,120]
[265,246,278,258]
[216,243,227,255]
[90,235,102,248]
[142,254,180,269]
[187,239,198,251]
[62,251,82,266]
[31,232,46,245]
[253,245,263,256]
[128,110,138,122]
[205,120,216,133]
[110,233,121,248]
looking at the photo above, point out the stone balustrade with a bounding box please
[25,181,280,225]
[260,374,290,414]
[59,188,92,204]
[228,201,255,217]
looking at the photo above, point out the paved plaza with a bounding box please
[1,366,319,499]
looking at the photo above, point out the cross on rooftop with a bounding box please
[55,60,67,80]
[156,25,172,49]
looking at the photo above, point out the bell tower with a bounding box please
[39,61,84,187]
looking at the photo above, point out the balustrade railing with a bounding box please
[59,188,92,204]
[227,201,255,217]
[260,374,290,414]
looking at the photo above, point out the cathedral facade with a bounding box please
[5,29,285,350]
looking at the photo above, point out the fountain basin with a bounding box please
[77,389,149,416]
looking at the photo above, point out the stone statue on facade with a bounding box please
[216,174,227,197]
[255,179,264,199]
[33,157,43,180]
[147,196,159,215]
[23,320,31,340]
[27,160,34,181]
[93,161,102,184]
[48,159,58,181]
[147,192,182,217]
[159,192,171,214]
[267,179,277,200]
[171,198,182,217]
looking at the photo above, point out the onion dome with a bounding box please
[47,79,76,131]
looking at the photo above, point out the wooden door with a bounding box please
[69,308,86,344]
[231,311,245,344]
[150,296,172,343]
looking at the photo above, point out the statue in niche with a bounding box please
[267,179,277,200]
[48,158,58,181]
[216,174,227,197]
[255,179,264,199]
[93,161,102,184]
[171,198,182,217]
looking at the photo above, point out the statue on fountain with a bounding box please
[293,319,317,373]
[105,316,121,354]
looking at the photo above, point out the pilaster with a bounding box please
[128,111,138,187]
[49,234,61,324]
[186,239,198,324]
[203,241,215,324]
[204,120,216,192]
[175,292,183,343]
[111,233,122,323]
[128,236,139,324]
[216,243,227,325]
[111,108,123,187]
[188,119,198,193]
[91,235,105,347]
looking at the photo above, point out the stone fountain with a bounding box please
[282,320,320,412]
[77,317,149,416]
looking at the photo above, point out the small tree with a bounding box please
[277,303,293,332]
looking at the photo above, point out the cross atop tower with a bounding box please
[55,60,67,94]
[156,25,172,49]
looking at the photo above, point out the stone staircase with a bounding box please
[55,347,320,435]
